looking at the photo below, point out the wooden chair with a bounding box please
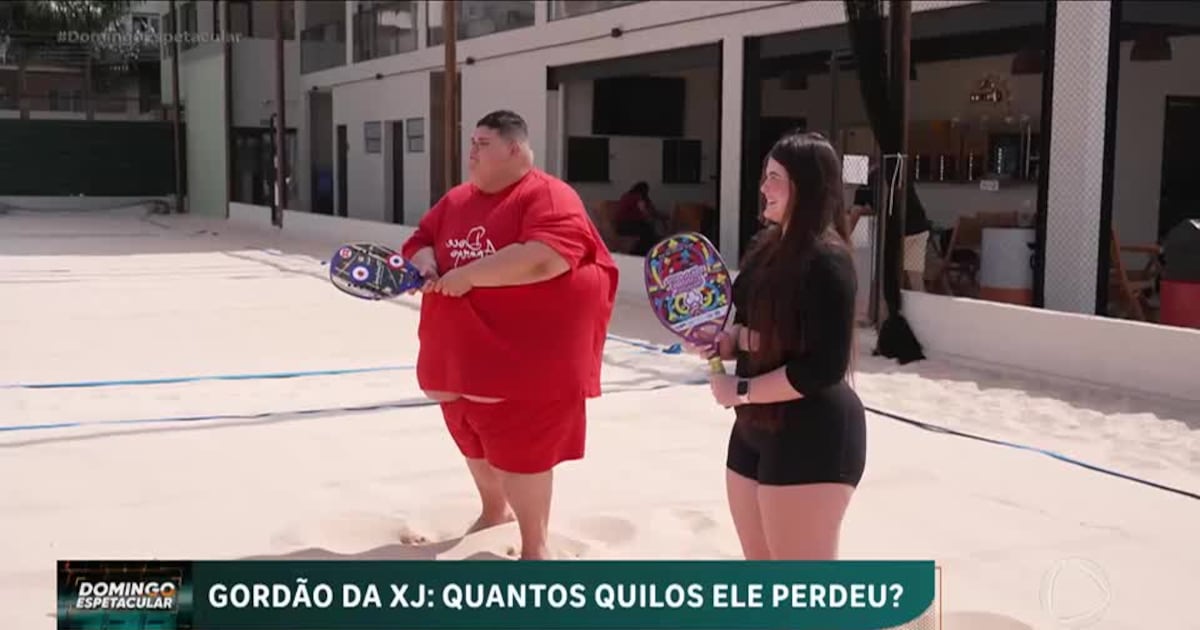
[589,200,638,254]
[933,215,983,296]
[671,202,709,234]
[1108,228,1162,321]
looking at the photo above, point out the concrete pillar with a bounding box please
[416,1,427,49]
[1043,1,1112,313]
[720,35,744,268]
[345,1,355,67]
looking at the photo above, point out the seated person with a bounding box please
[615,181,665,255]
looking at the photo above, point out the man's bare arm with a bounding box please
[463,241,570,287]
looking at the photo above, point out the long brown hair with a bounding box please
[739,131,856,427]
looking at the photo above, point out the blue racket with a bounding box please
[329,243,425,300]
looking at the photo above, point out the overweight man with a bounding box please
[401,110,619,560]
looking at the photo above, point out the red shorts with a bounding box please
[439,398,587,474]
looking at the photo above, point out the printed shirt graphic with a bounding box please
[446,226,497,268]
[401,169,618,400]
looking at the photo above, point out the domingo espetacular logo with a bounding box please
[58,561,193,629]
[72,577,179,611]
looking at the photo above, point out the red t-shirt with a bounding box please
[400,169,619,401]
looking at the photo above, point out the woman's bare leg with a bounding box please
[725,469,771,560]
[758,483,854,560]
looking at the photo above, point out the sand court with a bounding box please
[2,206,1198,630]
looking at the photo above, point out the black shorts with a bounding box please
[726,381,867,486]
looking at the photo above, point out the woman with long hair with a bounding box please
[693,130,866,560]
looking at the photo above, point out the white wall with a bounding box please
[563,66,720,212]
[179,44,228,217]
[903,289,1200,403]
[231,40,301,128]
[1112,34,1200,246]
[331,71,431,224]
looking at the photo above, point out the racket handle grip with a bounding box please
[708,357,726,375]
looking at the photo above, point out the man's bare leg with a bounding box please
[465,458,514,533]
[497,468,554,560]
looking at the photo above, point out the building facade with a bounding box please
[162,0,1200,329]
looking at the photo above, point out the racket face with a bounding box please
[329,243,425,300]
[644,232,732,348]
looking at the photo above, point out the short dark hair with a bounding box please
[476,110,528,141]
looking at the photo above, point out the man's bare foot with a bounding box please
[519,545,552,560]
[465,510,515,535]
[505,544,561,560]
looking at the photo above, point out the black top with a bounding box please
[732,241,857,396]
[853,166,931,236]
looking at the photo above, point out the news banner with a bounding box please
[58,559,936,629]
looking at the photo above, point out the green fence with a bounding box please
[0,119,185,196]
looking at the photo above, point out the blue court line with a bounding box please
[0,380,702,436]
[1,335,1194,502]
[0,336,678,390]
[865,406,1199,502]
[607,334,682,354]
[0,399,439,434]
[0,366,413,390]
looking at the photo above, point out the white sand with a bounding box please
[2,207,1198,630]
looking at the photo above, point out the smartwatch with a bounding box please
[736,379,750,405]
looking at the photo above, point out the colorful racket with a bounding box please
[644,232,733,374]
[328,243,425,300]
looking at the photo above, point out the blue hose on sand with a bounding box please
[1,337,1194,502]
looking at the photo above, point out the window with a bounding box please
[406,117,425,153]
[130,13,161,55]
[662,139,702,184]
[354,1,417,62]
[301,1,346,73]
[225,1,294,39]
[179,1,197,50]
[364,121,382,153]
[427,1,534,46]
[548,0,640,21]
[566,136,609,183]
[228,0,252,37]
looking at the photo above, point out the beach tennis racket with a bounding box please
[329,243,425,300]
[644,232,733,374]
